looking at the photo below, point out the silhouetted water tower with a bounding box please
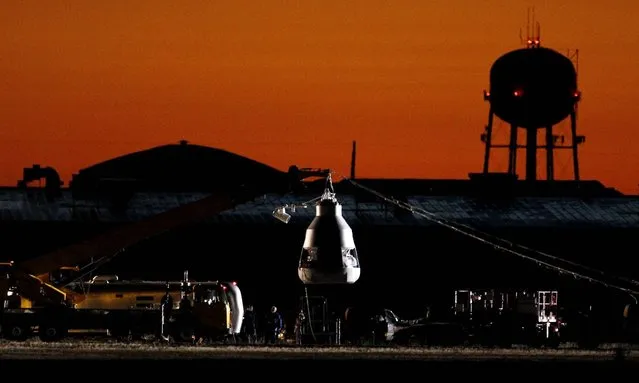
[481,27,585,181]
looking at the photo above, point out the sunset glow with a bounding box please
[1,1,637,193]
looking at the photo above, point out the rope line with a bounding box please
[335,173,639,298]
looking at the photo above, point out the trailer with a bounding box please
[452,288,564,347]
[1,270,244,342]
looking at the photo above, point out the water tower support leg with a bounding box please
[482,109,494,173]
[508,124,518,175]
[570,111,580,181]
[525,128,538,181]
[546,125,554,181]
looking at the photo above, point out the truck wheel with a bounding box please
[546,337,561,349]
[39,323,67,342]
[5,324,30,341]
[109,326,131,339]
[176,326,195,342]
[404,333,427,347]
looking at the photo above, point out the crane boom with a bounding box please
[3,191,254,308]
[18,191,240,280]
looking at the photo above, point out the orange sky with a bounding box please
[1,1,638,194]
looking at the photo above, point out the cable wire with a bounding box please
[337,174,639,298]
[304,285,317,342]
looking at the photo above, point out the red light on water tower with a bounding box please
[513,90,523,97]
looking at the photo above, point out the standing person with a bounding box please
[178,294,196,343]
[160,285,173,340]
[265,305,283,344]
[373,312,388,345]
[242,304,258,344]
[294,309,306,345]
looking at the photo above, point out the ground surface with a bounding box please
[1,338,638,361]
[2,340,639,377]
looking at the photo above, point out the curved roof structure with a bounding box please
[69,140,290,198]
[4,141,635,229]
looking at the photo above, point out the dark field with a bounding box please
[2,339,639,376]
[0,341,631,360]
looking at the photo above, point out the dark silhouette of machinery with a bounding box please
[480,22,585,181]
[17,164,63,201]
[1,153,336,342]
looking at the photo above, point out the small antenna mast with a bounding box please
[526,7,530,43]
[532,6,535,39]
[350,140,357,180]
[524,6,541,48]
[534,4,541,46]
[537,21,541,45]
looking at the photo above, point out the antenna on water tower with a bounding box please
[525,6,541,48]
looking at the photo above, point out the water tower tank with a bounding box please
[488,47,578,129]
